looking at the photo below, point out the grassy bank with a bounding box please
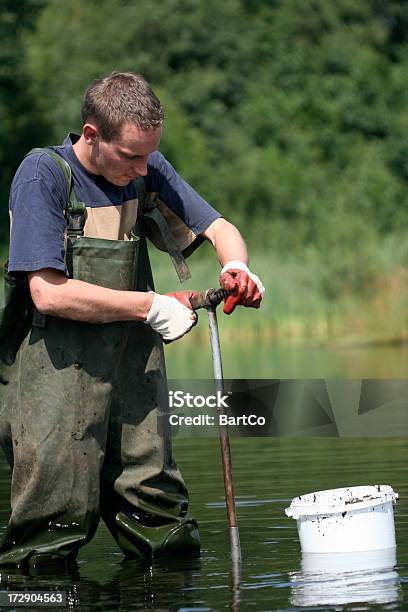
[149,236,408,346]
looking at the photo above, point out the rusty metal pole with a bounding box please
[190,288,242,564]
[206,305,241,565]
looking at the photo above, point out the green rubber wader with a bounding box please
[0,226,199,567]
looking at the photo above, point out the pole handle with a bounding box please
[189,288,230,310]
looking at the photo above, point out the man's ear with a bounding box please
[83,123,99,145]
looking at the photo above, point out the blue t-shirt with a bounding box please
[8,134,221,275]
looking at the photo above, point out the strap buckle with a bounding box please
[67,200,86,237]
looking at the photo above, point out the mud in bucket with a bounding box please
[285,485,398,553]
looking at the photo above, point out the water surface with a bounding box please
[1,438,407,610]
[164,333,408,378]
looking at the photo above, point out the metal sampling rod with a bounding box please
[190,288,242,565]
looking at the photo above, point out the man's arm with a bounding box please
[28,269,198,341]
[202,218,248,267]
[28,269,154,323]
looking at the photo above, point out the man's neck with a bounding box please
[72,136,99,175]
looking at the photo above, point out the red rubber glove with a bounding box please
[219,261,265,315]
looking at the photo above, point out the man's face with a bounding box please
[92,122,161,186]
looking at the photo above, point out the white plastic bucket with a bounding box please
[285,485,398,553]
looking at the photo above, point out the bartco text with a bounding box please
[169,413,266,426]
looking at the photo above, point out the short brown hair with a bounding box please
[81,72,164,141]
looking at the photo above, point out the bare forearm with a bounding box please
[203,218,248,267]
[28,270,153,323]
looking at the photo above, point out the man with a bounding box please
[0,72,264,567]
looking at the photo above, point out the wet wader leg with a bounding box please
[100,320,200,558]
[100,235,200,558]
[0,316,125,567]
[0,360,16,467]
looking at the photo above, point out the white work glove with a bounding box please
[145,292,197,342]
[219,260,265,315]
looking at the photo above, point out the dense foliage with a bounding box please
[1,0,407,324]
[0,0,47,242]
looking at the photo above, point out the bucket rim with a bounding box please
[285,485,398,519]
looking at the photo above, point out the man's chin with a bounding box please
[110,176,133,186]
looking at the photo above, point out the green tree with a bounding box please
[0,0,47,246]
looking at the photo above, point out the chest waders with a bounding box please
[0,150,199,567]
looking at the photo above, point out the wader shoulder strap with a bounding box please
[133,177,191,283]
[26,148,86,237]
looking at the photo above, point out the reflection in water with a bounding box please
[104,557,203,611]
[290,548,400,607]
[0,563,82,609]
[165,337,408,379]
[230,558,241,612]
[0,556,203,610]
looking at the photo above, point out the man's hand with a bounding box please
[165,290,201,311]
[219,261,265,315]
[145,292,199,342]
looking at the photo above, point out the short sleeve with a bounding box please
[146,151,222,234]
[8,153,68,275]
